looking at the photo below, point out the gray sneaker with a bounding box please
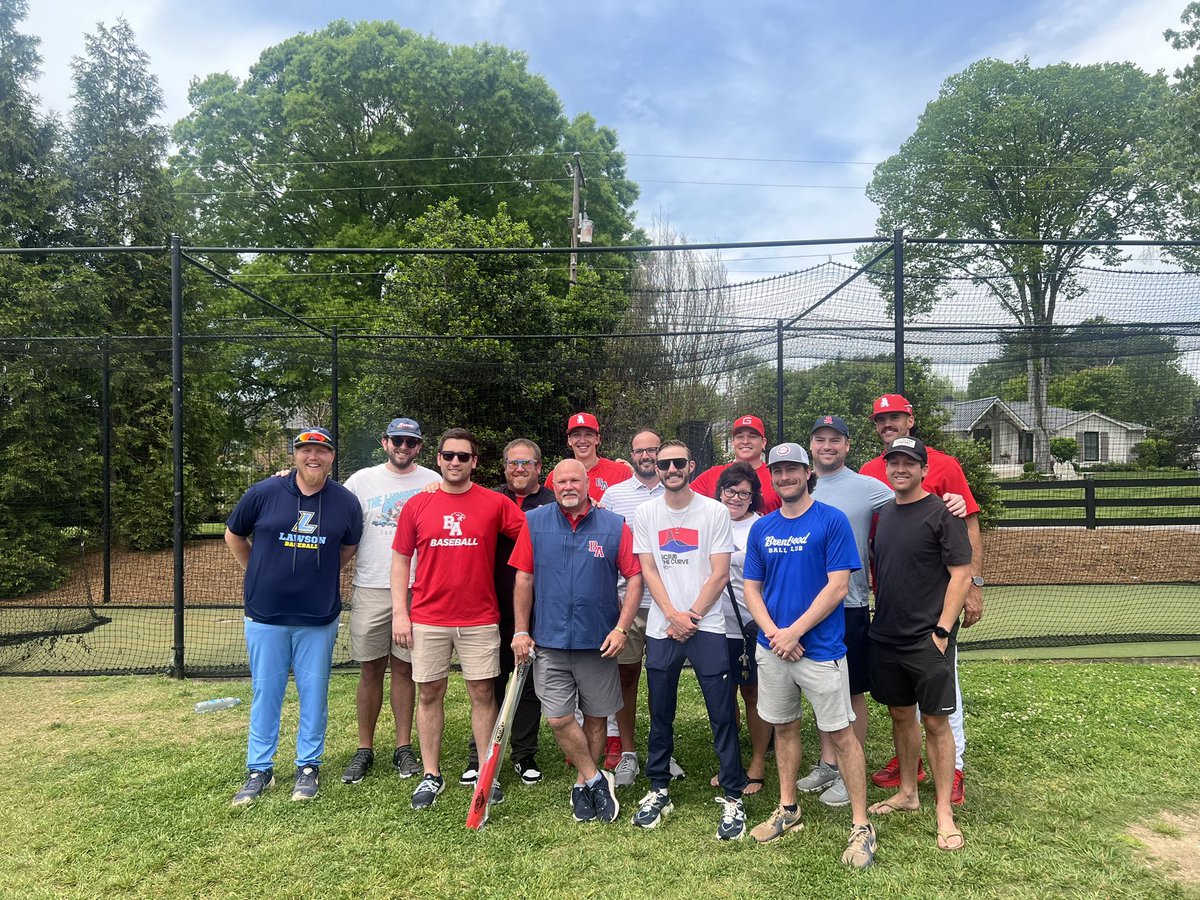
[231,769,274,807]
[614,752,639,787]
[796,760,839,793]
[669,756,686,781]
[291,765,319,801]
[392,745,420,778]
[750,804,804,843]
[842,823,877,869]
[341,748,374,784]
[819,776,850,807]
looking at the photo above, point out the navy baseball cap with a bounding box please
[294,427,335,449]
[386,417,423,439]
[811,415,850,436]
[883,436,928,463]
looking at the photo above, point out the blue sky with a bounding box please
[26,0,1195,276]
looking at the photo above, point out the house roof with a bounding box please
[948,397,1148,433]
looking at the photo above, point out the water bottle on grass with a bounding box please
[194,697,242,713]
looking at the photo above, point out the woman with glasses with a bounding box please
[711,462,772,796]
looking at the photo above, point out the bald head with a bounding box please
[551,458,589,514]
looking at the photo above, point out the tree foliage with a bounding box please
[860,58,1179,469]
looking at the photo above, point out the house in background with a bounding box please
[946,397,1149,477]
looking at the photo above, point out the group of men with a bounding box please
[222,393,983,863]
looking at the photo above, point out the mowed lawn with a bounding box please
[2,662,1199,899]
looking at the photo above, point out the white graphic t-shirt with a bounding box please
[632,493,735,639]
[342,463,440,587]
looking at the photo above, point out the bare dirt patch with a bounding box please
[1128,809,1200,891]
[986,527,1200,584]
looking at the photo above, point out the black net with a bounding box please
[1,243,1198,673]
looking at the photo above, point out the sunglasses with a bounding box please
[295,431,332,445]
[439,450,474,463]
[722,487,752,501]
[656,457,689,471]
[389,436,421,448]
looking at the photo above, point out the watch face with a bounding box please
[971,576,985,587]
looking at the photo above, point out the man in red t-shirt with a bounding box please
[690,414,781,513]
[545,412,632,503]
[859,394,984,806]
[391,427,525,811]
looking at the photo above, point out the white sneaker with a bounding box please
[819,776,850,807]
[614,752,640,787]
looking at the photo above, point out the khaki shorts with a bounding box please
[348,586,411,664]
[411,623,500,683]
[755,647,855,732]
[616,608,649,665]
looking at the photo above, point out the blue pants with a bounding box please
[244,617,339,772]
[646,632,747,795]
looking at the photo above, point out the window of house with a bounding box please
[1018,431,1033,463]
[1082,431,1100,462]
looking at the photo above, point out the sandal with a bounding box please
[869,797,920,815]
[744,777,765,795]
[937,828,965,851]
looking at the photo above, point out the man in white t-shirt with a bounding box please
[631,440,748,841]
[338,417,441,785]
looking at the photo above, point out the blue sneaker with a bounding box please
[231,769,274,807]
[589,771,620,824]
[631,789,673,829]
[715,796,746,840]
[291,765,319,801]
[412,773,446,810]
[572,784,596,822]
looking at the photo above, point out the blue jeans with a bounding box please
[244,617,339,771]
[645,631,747,796]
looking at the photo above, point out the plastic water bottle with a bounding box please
[194,697,243,713]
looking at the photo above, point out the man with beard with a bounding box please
[510,459,643,824]
[690,414,781,513]
[339,418,440,786]
[630,440,747,840]
[391,428,526,810]
[226,427,363,806]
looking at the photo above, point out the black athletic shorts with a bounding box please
[868,635,956,716]
[843,606,870,695]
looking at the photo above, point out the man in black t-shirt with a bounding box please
[866,437,972,853]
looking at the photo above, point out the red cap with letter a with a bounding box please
[732,414,765,437]
[567,412,600,434]
[871,394,913,419]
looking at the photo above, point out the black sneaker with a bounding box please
[572,784,596,822]
[231,769,274,807]
[392,745,420,779]
[514,756,543,785]
[291,765,319,801]
[490,780,505,805]
[412,773,446,810]
[341,748,374,784]
[460,763,479,786]
[589,771,620,824]
[631,788,673,829]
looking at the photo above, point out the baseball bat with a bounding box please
[466,650,535,830]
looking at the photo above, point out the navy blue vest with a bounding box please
[526,503,624,650]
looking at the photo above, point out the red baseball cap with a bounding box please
[872,394,913,419]
[732,414,765,437]
[567,412,600,434]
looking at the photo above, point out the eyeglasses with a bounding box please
[439,451,474,463]
[630,446,660,456]
[656,457,689,471]
[505,458,538,469]
[721,487,752,501]
[389,436,421,449]
[295,430,332,445]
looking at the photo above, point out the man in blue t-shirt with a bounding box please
[224,427,363,807]
[742,442,875,869]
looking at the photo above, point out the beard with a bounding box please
[298,466,327,489]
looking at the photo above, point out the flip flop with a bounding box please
[744,777,765,795]
[869,797,920,815]
[937,828,965,851]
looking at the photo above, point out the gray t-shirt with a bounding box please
[810,466,894,608]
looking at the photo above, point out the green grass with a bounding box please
[1,663,1199,899]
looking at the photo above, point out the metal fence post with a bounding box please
[331,325,339,481]
[775,319,785,442]
[170,235,186,679]
[101,333,111,605]
[893,227,905,395]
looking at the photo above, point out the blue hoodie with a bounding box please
[227,471,363,625]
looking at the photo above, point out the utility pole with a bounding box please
[566,151,585,284]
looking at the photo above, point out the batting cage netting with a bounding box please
[1,238,1198,674]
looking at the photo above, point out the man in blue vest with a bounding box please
[510,459,643,824]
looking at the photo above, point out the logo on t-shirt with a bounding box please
[429,511,478,547]
[658,528,699,553]
[278,510,326,549]
[596,477,609,491]
[442,513,464,536]
[765,533,810,554]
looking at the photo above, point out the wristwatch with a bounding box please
[933,625,951,639]
[971,575,985,587]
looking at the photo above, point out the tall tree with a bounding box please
[860,59,1179,470]
[1165,3,1200,254]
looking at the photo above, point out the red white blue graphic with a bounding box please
[658,527,699,553]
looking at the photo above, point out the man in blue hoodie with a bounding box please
[225,427,363,806]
